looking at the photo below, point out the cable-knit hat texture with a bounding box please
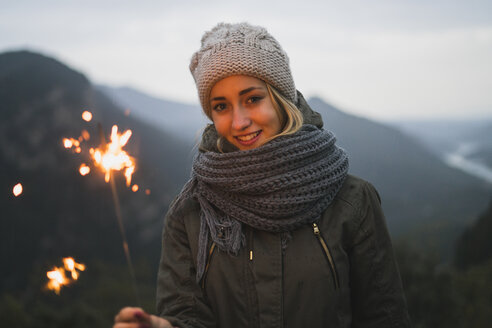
[190,22,297,117]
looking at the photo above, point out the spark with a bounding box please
[82,111,93,122]
[63,257,86,280]
[131,184,139,192]
[46,257,85,294]
[79,164,90,176]
[81,130,90,141]
[63,138,73,148]
[63,138,80,149]
[46,267,68,295]
[13,183,23,196]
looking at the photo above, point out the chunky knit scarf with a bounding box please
[172,122,349,282]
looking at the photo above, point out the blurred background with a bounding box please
[1,1,491,327]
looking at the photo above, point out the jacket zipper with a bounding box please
[201,242,216,289]
[312,223,340,289]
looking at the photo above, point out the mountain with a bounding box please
[388,118,491,154]
[0,50,192,292]
[388,118,492,185]
[307,97,492,241]
[97,85,208,142]
[455,199,492,270]
[465,123,492,167]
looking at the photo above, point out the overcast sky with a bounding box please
[1,0,491,120]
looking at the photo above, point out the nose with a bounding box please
[231,105,251,131]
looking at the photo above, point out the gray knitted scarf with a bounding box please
[171,92,349,282]
[173,124,348,282]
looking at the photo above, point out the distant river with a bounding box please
[444,143,492,184]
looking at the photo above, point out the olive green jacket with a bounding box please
[156,174,411,327]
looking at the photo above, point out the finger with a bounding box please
[149,315,174,328]
[115,307,145,323]
[114,321,152,328]
[135,309,152,323]
[113,322,141,328]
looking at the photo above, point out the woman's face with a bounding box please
[210,75,282,151]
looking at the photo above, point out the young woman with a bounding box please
[114,22,410,328]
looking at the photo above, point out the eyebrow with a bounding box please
[210,86,263,102]
[239,86,262,96]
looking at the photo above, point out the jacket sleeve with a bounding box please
[348,182,411,328]
[156,203,217,328]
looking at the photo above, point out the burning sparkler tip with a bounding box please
[91,125,135,185]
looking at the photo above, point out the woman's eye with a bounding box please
[212,103,227,112]
[247,96,263,104]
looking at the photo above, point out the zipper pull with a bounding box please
[249,250,253,261]
[312,223,320,235]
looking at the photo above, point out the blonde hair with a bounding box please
[265,83,303,137]
[216,83,303,151]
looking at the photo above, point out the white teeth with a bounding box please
[236,131,260,141]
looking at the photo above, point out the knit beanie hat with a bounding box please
[190,22,297,117]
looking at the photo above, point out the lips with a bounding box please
[236,131,260,141]
[234,130,262,146]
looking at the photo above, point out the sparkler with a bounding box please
[46,257,85,294]
[95,123,141,306]
[61,112,142,304]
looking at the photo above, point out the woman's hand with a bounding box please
[113,307,175,328]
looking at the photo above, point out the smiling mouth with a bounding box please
[235,131,261,142]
